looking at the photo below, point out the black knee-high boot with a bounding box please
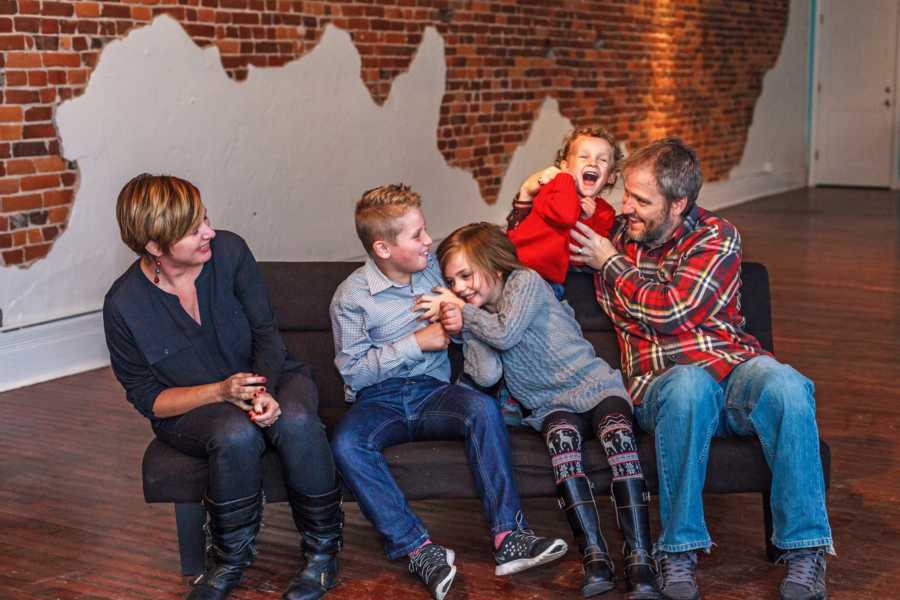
[283,487,343,600]
[611,479,660,600]
[559,476,616,597]
[187,491,263,600]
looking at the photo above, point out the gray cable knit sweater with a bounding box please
[461,268,629,430]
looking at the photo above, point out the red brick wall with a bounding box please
[0,0,789,267]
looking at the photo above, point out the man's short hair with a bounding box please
[355,183,422,255]
[115,173,204,256]
[620,138,703,213]
[555,127,623,168]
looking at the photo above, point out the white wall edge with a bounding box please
[0,311,110,393]
[808,0,823,187]
[700,168,808,212]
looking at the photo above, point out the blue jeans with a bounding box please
[332,376,525,559]
[634,356,833,555]
[549,282,566,301]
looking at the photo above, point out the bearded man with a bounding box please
[569,138,833,600]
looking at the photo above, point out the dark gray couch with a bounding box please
[142,262,831,577]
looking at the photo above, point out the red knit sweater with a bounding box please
[508,173,615,284]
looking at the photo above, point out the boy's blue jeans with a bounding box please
[634,356,834,555]
[332,376,526,559]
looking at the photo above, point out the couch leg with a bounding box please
[761,491,779,563]
[174,502,207,578]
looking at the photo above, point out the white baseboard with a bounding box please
[0,311,110,393]
[699,168,808,211]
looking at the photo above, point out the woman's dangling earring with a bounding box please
[154,258,161,284]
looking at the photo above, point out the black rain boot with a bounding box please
[283,487,343,600]
[611,479,661,600]
[187,491,263,600]
[559,476,616,597]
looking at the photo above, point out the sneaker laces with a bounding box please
[408,545,446,582]
[658,552,697,585]
[506,511,539,549]
[509,528,540,546]
[778,549,825,590]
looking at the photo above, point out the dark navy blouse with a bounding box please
[103,230,297,428]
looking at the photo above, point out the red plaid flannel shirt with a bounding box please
[594,206,768,404]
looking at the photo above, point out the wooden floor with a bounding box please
[1,186,897,599]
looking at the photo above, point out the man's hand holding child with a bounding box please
[569,221,619,270]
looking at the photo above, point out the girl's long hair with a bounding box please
[436,222,523,285]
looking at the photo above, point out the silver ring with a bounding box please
[578,247,585,255]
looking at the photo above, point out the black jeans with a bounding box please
[154,369,336,502]
[540,396,633,439]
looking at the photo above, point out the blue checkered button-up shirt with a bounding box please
[329,254,451,401]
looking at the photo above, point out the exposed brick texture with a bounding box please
[0,0,789,267]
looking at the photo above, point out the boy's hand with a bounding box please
[519,165,563,203]
[580,196,597,219]
[415,287,464,322]
[439,302,463,336]
[414,322,450,352]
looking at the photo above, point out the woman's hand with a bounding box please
[249,392,281,428]
[440,301,463,336]
[220,372,268,409]
[415,287,464,322]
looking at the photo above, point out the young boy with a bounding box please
[507,127,621,299]
[329,184,567,600]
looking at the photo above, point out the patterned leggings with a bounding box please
[541,396,644,485]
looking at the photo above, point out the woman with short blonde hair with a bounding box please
[106,173,341,600]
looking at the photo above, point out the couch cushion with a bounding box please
[142,431,830,504]
[259,262,769,334]
[281,330,346,428]
[563,270,615,331]
[738,262,773,353]
[142,438,301,504]
[260,261,360,331]
[142,260,792,506]
[259,261,769,345]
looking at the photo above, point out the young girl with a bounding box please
[418,222,659,600]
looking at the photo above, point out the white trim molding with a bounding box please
[0,311,110,393]
[700,168,809,212]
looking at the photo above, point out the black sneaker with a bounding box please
[494,527,568,576]
[408,543,457,600]
[778,548,827,600]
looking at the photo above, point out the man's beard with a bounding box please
[627,214,675,245]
